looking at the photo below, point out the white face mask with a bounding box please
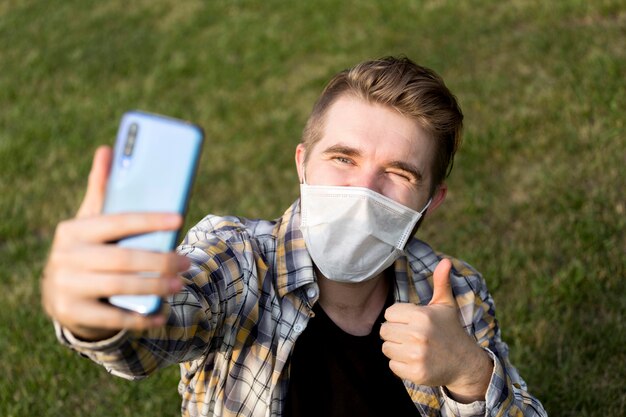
[299,182,431,283]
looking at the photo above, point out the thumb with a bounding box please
[428,258,455,306]
[76,146,112,218]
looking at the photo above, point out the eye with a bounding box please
[387,170,417,183]
[333,156,354,165]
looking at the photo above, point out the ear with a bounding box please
[295,143,306,183]
[426,182,447,215]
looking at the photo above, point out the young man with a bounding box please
[43,57,546,416]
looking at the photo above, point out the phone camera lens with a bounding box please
[124,123,139,157]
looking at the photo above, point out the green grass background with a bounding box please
[1,0,624,416]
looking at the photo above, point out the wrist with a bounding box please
[445,348,493,403]
[67,325,119,342]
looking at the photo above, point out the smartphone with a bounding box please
[103,110,204,315]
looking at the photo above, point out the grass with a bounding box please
[1,0,624,415]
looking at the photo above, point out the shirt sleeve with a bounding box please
[440,258,547,417]
[438,348,546,417]
[439,384,486,417]
[54,278,216,380]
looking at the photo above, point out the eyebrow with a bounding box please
[322,143,424,182]
[322,144,362,158]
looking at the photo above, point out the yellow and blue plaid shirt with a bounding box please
[57,200,546,417]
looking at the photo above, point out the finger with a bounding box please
[49,245,190,274]
[77,146,112,218]
[380,321,411,343]
[55,212,183,245]
[381,340,402,360]
[383,302,420,324]
[59,299,166,331]
[381,340,424,365]
[53,271,184,298]
[387,359,423,384]
[429,258,455,306]
[380,321,429,347]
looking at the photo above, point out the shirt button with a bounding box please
[294,324,304,333]
[306,287,318,299]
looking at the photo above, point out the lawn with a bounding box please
[0,1,624,416]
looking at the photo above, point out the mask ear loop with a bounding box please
[301,166,308,185]
[419,198,432,215]
[403,197,434,249]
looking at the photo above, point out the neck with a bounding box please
[316,270,390,336]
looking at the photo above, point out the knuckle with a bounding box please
[55,219,71,237]
[43,266,68,292]
[122,312,150,330]
[53,298,73,322]
[47,246,86,271]
[381,341,391,356]
[407,348,424,363]
[54,219,77,244]
[406,328,422,344]
[388,360,403,377]
[46,249,64,269]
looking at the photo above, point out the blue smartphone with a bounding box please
[103,111,204,315]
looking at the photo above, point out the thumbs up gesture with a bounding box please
[380,259,493,403]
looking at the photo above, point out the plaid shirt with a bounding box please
[57,200,546,417]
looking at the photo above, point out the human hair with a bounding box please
[300,56,463,191]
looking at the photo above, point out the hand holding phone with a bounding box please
[42,146,191,341]
[103,111,204,314]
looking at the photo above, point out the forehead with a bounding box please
[316,95,435,177]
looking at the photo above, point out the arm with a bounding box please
[43,147,211,377]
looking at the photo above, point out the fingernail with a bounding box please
[152,315,166,327]
[178,256,191,271]
[170,278,184,293]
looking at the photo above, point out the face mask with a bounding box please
[299,182,431,283]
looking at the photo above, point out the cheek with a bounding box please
[307,163,346,186]
[381,184,422,211]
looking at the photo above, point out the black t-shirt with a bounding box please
[284,284,419,417]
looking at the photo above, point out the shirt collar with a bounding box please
[273,199,316,297]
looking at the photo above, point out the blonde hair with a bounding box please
[301,56,463,190]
